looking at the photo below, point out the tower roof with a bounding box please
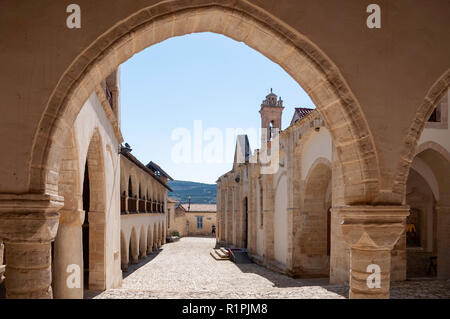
[261,88,283,108]
[266,88,277,97]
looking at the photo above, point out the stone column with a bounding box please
[163,227,167,245]
[219,187,226,246]
[0,194,63,299]
[247,178,257,254]
[157,226,162,248]
[53,209,84,299]
[436,205,450,278]
[263,176,275,264]
[130,254,139,264]
[335,205,409,299]
[226,186,233,246]
[0,242,4,285]
[233,186,240,247]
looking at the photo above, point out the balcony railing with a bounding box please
[128,197,137,213]
[120,198,165,215]
[138,199,146,213]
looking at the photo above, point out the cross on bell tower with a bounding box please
[259,88,284,144]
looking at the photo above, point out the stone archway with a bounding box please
[405,169,436,278]
[411,142,450,278]
[393,73,450,201]
[82,129,107,291]
[294,158,331,277]
[8,0,443,300]
[53,129,84,299]
[31,1,379,208]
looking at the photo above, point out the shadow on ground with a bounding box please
[84,248,164,299]
[123,248,163,279]
[234,262,348,298]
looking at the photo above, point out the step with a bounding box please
[220,247,230,255]
[215,249,230,260]
[210,250,229,261]
[215,249,229,259]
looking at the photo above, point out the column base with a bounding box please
[334,205,409,299]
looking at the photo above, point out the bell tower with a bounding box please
[259,88,284,144]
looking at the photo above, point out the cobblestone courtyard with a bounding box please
[90,237,450,299]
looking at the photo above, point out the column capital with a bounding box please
[0,193,63,243]
[332,205,409,250]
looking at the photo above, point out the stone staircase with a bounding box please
[210,247,230,261]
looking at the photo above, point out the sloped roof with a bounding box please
[233,134,251,167]
[146,161,173,180]
[120,148,172,191]
[290,107,315,126]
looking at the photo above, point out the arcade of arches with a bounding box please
[0,0,449,299]
[217,89,450,298]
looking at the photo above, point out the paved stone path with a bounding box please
[90,237,450,299]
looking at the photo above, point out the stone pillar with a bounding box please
[329,146,350,284]
[436,205,450,278]
[247,178,257,254]
[263,176,275,264]
[53,209,84,299]
[0,242,4,285]
[219,187,226,245]
[130,255,138,264]
[0,194,63,299]
[233,186,240,247]
[157,227,162,248]
[139,238,147,259]
[163,224,167,245]
[226,186,233,246]
[335,205,409,299]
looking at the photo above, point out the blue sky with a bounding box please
[120,32,315,184]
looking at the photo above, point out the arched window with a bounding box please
[269,121,274,140]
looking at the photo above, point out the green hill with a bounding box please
[168,180,216,204]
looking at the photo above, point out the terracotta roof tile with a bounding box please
[290,107,315,126]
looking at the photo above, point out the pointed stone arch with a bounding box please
[31,0,379,207]
[392,71,450,202]
[293,157,332,277]
[82,129,106,291]
[412,141,450,278]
